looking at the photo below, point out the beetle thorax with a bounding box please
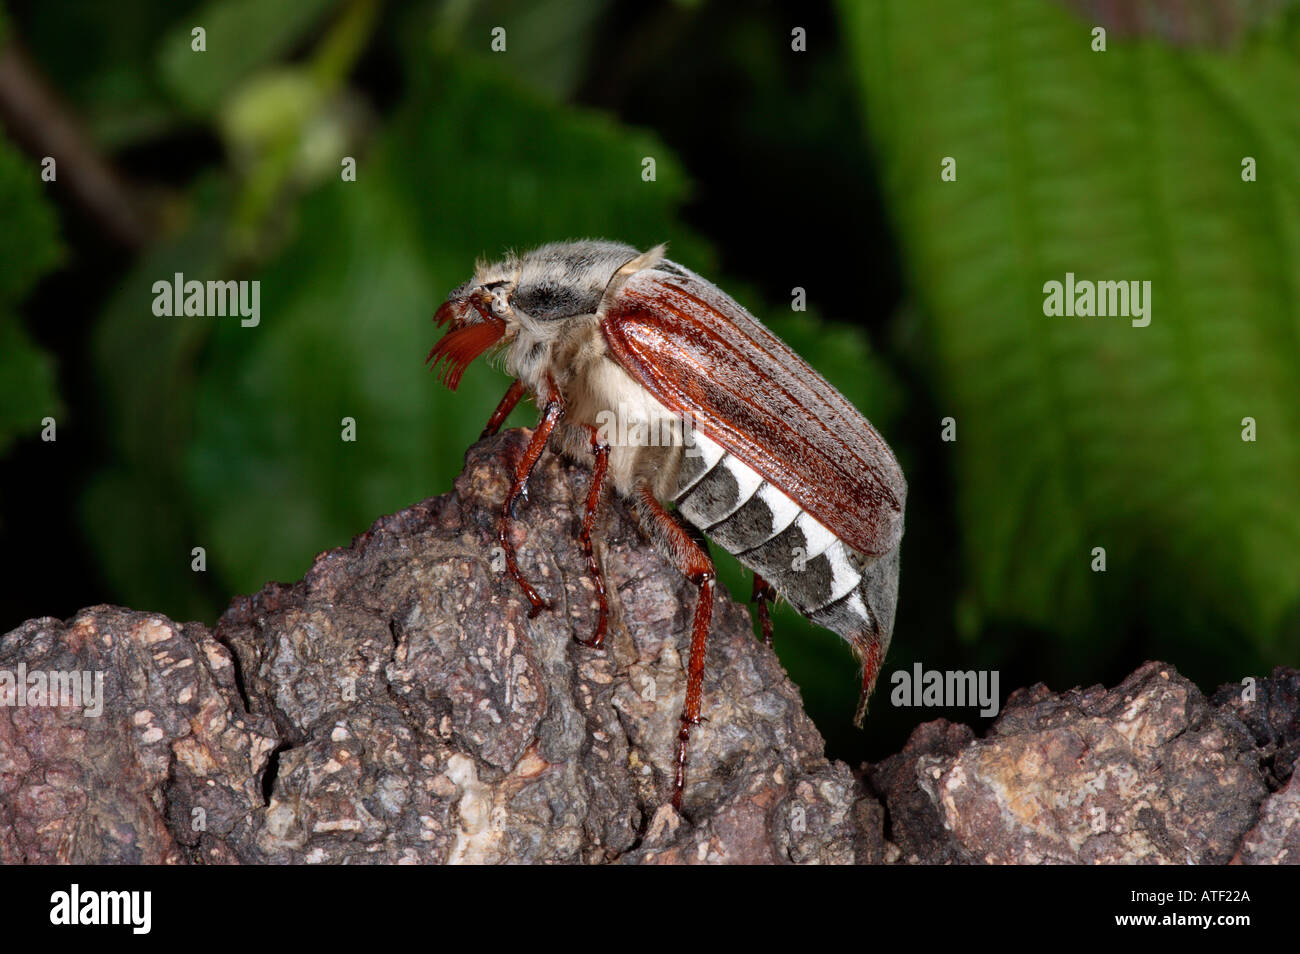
[500,310,684,500]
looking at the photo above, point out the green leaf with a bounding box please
[0,135,60,306]
[431,0,612,100]
[0,316,58,453]
[0,133,62,456]
[839,1,1300,662]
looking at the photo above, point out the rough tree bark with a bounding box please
[1,430,1296,863]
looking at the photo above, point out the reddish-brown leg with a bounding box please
[852,629,884,729]
[632,485,715,810]
[499,387,564,616]
[751,574,776,648]
[481,379,526,438]
[576,427,610,649]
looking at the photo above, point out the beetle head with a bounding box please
[427,261,519,390]
[428,241,653,389]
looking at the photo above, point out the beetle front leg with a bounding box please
[751,574,776,648]
[499,386,564,617]
[632,484,715,810]
[576,426,610,649]
[481,379,526,439]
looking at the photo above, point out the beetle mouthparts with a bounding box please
[427,300,505,390]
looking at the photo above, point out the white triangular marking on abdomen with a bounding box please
[844,592,869,624]
[674,431,725,499]
[795,512,837,560]
[712,455,763,523]
[756,483,799,540]
[824,542,862,604]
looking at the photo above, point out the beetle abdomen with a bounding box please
[672,432,898,652]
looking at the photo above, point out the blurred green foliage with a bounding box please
[0,0,61,455]
[1,0,1297,760]
[0,141,61,456]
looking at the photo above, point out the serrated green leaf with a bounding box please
[389,54,703,266]
[839,0,1300,662]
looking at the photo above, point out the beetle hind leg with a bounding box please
[750,574,777,647]
[630,483,715,810]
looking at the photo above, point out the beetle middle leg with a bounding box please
[499,384,564,617]
[751,574,777,648]
[631,483,715,810]
[576,425,610,649]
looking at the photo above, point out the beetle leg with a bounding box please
[481,379,526,439]
[499,385,564,617]
[576,426,610,649]
[851,628,884,728]
[751,574,776,647]
[631,484,715,810]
